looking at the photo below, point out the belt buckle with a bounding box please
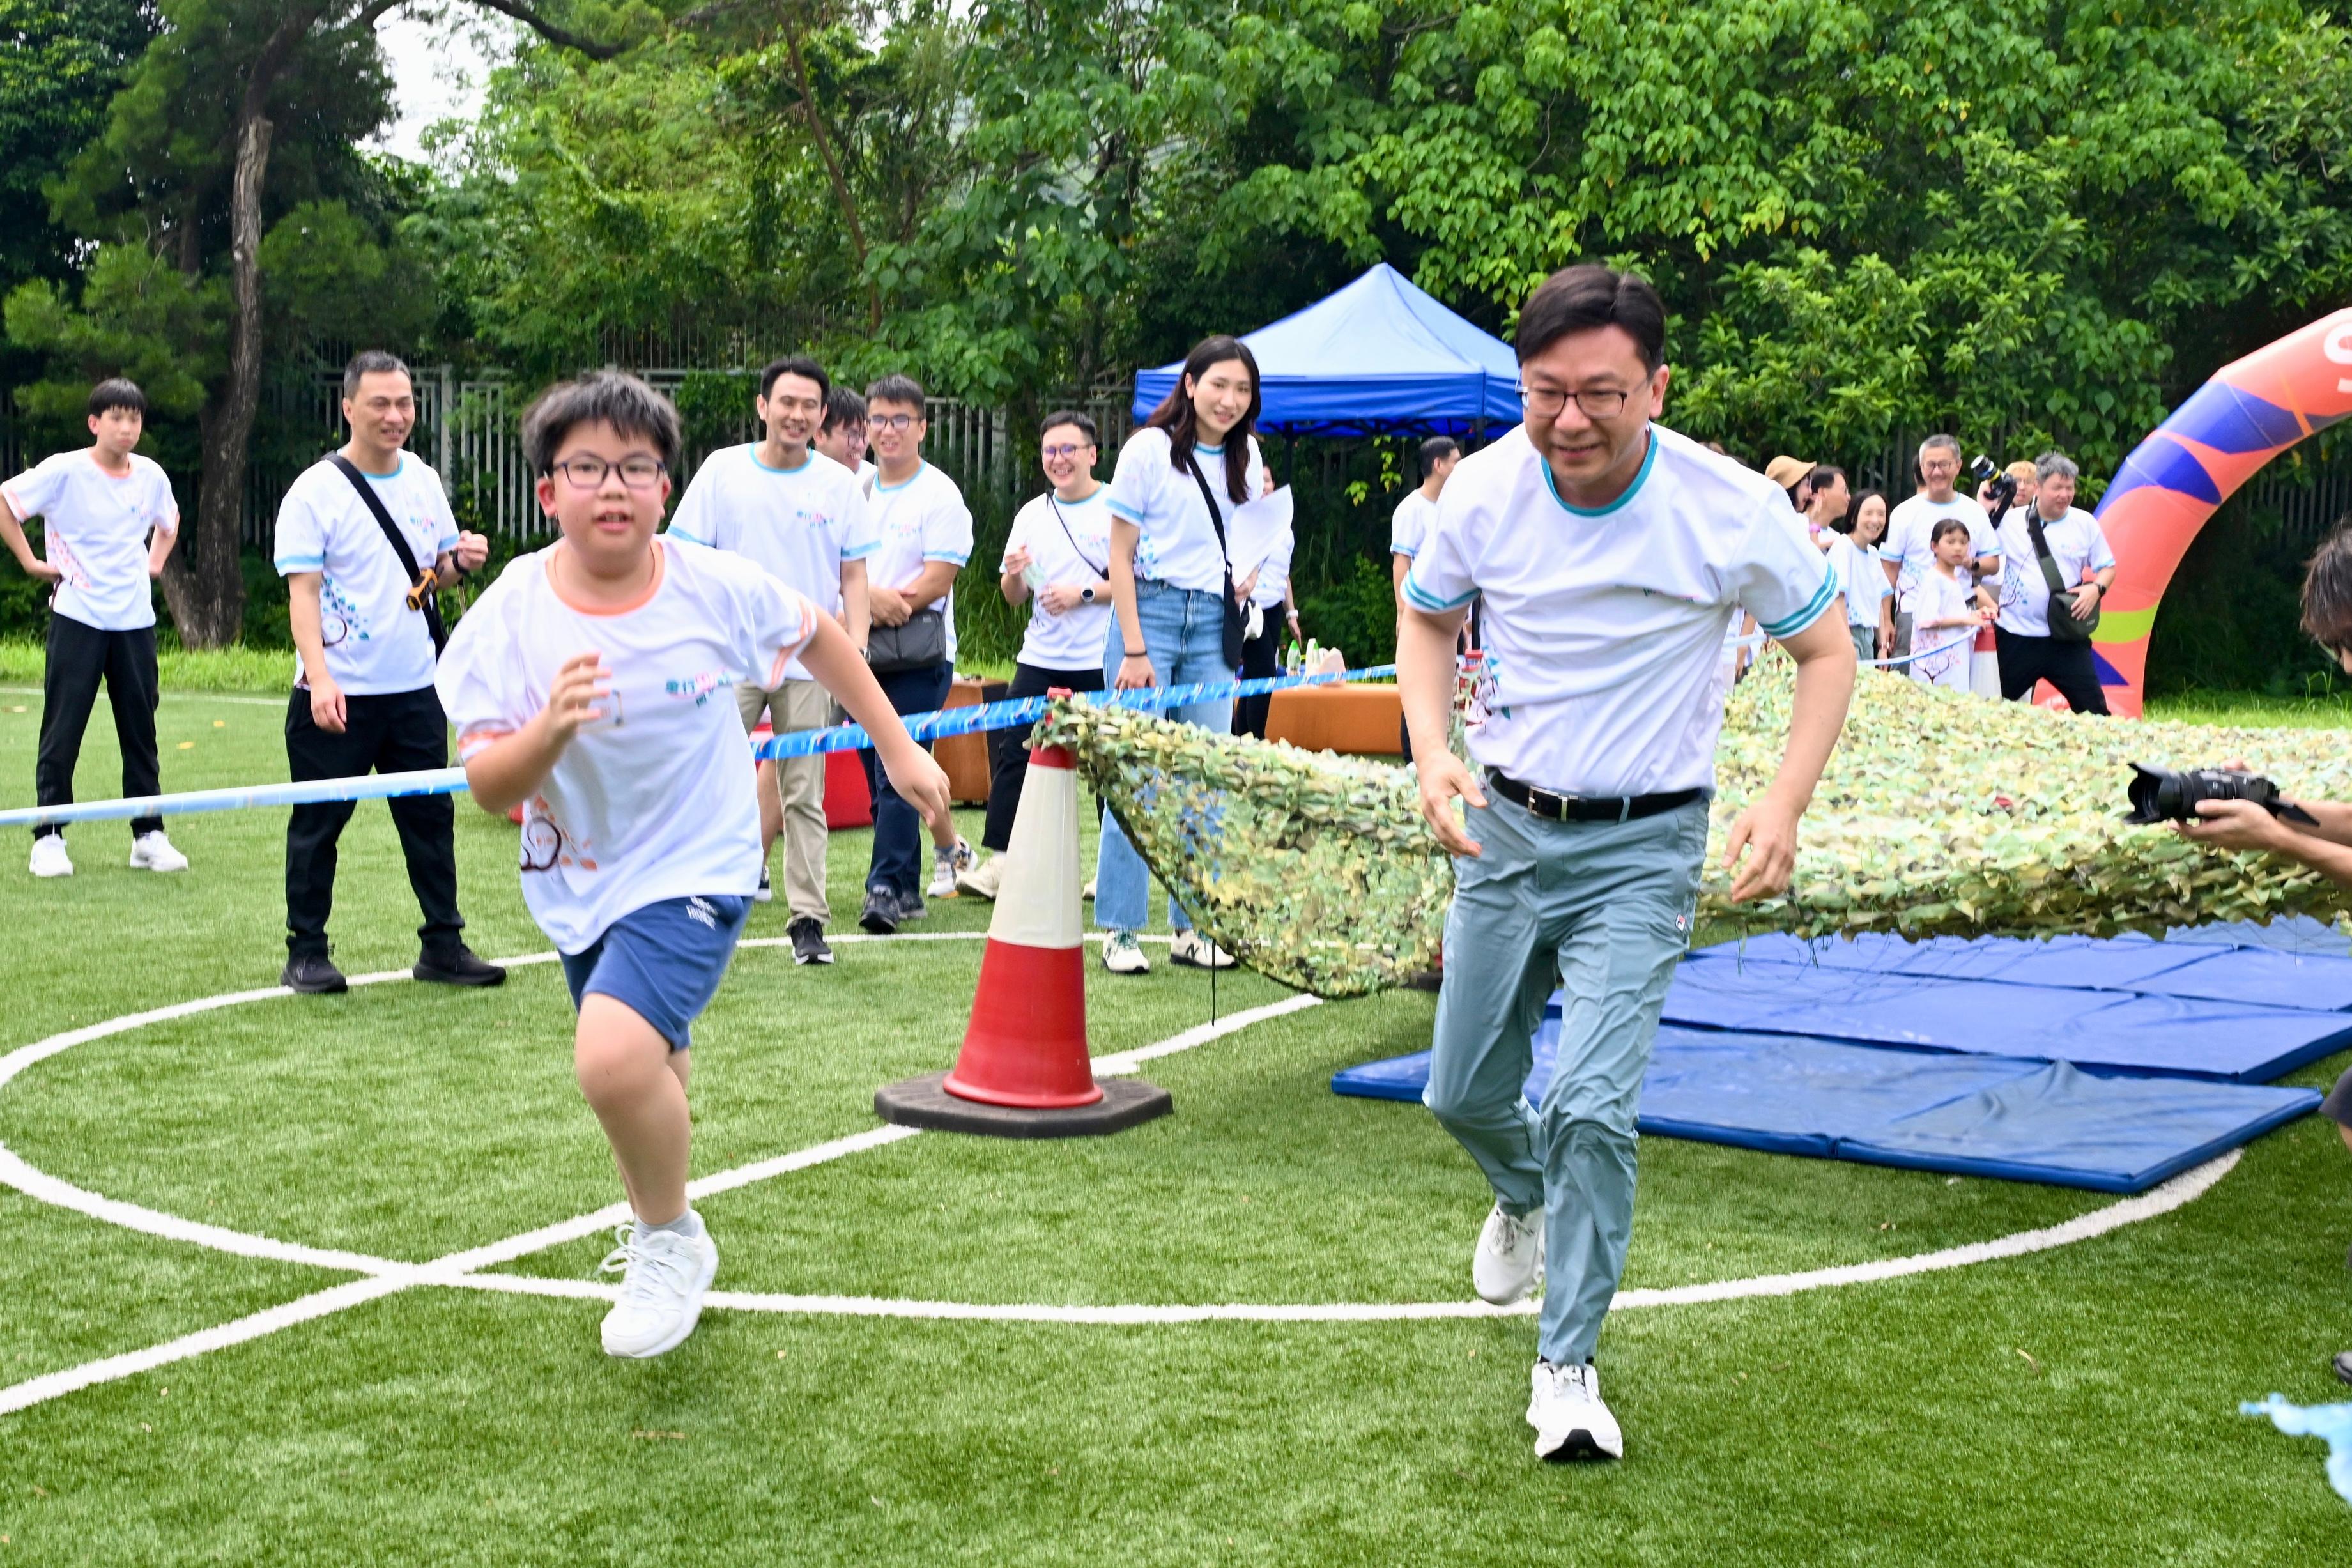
[1530,784,1574,820]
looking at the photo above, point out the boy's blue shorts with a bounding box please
[560,895,751,1052]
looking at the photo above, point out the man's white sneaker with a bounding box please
[27,836,72,878]
[1472,1201,1544,1305]
[1528,1359,1622,1461]
[128,831,188,872]
[1169,929,1236,969]
[1101,930,1151,974]
[930,836,974,898]
[597,1221,719,1358]
[955,854,1003,901]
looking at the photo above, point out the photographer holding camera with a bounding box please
[2175,517,2352,1384]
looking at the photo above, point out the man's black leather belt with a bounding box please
[1485,768,1703,824]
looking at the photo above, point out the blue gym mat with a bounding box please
[1328,1017,2322,1194]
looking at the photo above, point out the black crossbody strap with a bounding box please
[2022,510,2071,600]
[1046,495,1108,578]
[327,453,446,654]
[1178,447,1234,560]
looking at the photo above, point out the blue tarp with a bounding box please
[1329,1018,2322,1194]
[1130,263,1521,436]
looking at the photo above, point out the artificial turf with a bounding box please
[1,682,2349,1563]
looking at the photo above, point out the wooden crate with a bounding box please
[1264,684,1404,757]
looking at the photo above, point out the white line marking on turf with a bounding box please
[0,958,2247,1415]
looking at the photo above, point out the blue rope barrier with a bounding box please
[0,664,1398,831]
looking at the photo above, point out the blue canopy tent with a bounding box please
[1130,263,1520,437]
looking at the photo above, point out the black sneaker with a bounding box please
[788,916,834,965]
[2334,1350,2352,1386]
[415,946,508,987]
[894,888,928,923]
[858,888,898,935]
[281,951,348,994]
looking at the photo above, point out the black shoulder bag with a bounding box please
[328,453,447,656]
[2022,509,2099,643]
[1178,449,1249,671]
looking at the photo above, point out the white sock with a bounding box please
[636,1208,704,1243]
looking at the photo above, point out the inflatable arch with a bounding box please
[2092,307,2352,717]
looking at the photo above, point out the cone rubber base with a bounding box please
[875,1072,1172,1139]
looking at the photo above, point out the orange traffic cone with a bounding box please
[873,732,1172,1137]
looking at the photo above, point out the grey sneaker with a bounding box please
[858,888,898,935]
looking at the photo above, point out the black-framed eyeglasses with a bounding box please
[1518,384,1634,420]
[869,413,918,433]
[547,456,668,490]
[1040,443,1095,461]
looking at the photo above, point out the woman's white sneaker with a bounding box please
[1528,1360,1622,1461]
[1168,929,1235,969]
[27,836,72,878]
[597,1221,719,1358]
[129,830,188,872]
[955,854,1003,901]
[1472,1201,1544,1305]
[1101,931,1151,974]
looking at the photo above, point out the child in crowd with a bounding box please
[1909,516,1990,691]
[436,373,949,1360]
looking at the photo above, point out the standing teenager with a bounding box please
[1095,336,1268,976]
[1391,436,1462,606]
[440,372,949,1359]
[273,351,500,994]
[857,374,974,933]
[1399,265,1854,1463]
[668,355,875,965]
[959,411,1112,900]
[0,378,187,878]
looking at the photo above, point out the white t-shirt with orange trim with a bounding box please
[436,534,820,953]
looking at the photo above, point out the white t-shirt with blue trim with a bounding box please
[668,443,876,682]
[1,450,178,632]
[1003,487,1114,670]
[1105,427,1266,596]
[1404,423,1837,796]
[866,461,974,663]
[436,536,820,954]
[1391,488,1436,560]
[272,453,459,696]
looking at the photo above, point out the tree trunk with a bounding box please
[780,7,879,330]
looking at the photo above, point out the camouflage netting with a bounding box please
[1037,657,2352,999]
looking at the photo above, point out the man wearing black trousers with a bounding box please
[272,351,502,994]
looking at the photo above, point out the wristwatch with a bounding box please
[1080,586,1097,604]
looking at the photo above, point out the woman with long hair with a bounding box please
[1093,335,1268,975]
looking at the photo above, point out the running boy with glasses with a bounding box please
[1400,265,1853,1463]
[438,372,951,1359]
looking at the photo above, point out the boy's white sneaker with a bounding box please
[1169,929,1236,969]
[1101,930,1151,974]
[929,836,974,898]
[597,1222,719,1358]
[1528,1359,1622,1461]
[28,836,72,878]
[1472,1201,1544,1305]
[129,831,188,872]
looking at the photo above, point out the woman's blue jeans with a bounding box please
[1095,580,1234,934]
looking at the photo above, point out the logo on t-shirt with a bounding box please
[664,670,734,707]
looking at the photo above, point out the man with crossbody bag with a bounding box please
[272,351,503,994]
[1992,450,2114,715]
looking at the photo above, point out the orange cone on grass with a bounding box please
[873,709,1173,1137]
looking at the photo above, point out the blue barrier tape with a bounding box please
[0,664,1398,831]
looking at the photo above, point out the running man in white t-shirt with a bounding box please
[1391,435,1461,606]
[1399,266,1854,1464]
[438,372,949,1362]
[272,351,499,996]
[1881,434,2000,658]
[0,378,187,879]
[669,355,877,966]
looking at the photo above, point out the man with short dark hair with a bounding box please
[669,355,875,965]
[1399,263,1854,1463]
[1,378,186,878]
[816,385,872,484]
[272,350,501,994]
[1992,451,2114,714]
[1392,435,1462,606]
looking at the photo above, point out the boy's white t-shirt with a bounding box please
[1391,488,1437,560]
[272,454,459,695]
[1003,488,1114,671]
[1403,424,1837,796]
[1105,427,1266,595]
[435,535,820,955]
[666,443,877,682]
[1,450,178,631]
[1995,505,2116,638]
[1885,493,1997,612]
[1907,569,1977,689]
[865,461,974,662]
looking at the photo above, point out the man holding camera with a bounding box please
[2176,518,2352,1385]
[1992,452,2114,715]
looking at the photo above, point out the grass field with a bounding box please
[1,675,2350,1563]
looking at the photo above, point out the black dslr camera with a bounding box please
[1970,454,2019,523]
[2123,763,2319,827]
